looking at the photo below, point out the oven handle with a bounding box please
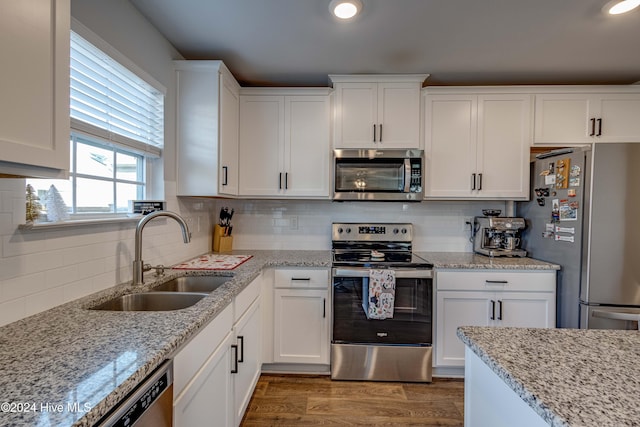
[333,267,433,279]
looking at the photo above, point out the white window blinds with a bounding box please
[70,31,164,157]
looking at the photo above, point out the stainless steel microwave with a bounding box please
[333,149,424,201]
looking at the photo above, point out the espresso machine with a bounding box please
[473,216,527,257]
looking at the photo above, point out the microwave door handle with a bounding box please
[403,159,411,192]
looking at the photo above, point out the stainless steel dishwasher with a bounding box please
[96,360,173,427]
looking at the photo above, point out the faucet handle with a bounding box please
[154,265,166,277]
[143,263,152,273]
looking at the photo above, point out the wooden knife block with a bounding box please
[213,224,233,252]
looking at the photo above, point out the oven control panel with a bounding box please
[332,223,413,242]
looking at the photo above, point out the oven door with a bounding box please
[332,267,433,345]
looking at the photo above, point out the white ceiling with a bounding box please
[129,0,640,87]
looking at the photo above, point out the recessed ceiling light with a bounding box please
[605,0,640,14]
[329,0,363,20]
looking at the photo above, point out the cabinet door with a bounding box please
[233,298,262,427]
[496,292,555,328]
[219,72,240,195]
[377,82,421,148]
[533,94,593,144]
[435,291,491,367]
[273,289,329,364]
[424,95,477,198]
[284,96,330,197]
[0,0,69,175]
[174,333,233,427]
[333,83,377,148]
[238,96,285,195]
[476,94,531,199]
[597,94,640,142]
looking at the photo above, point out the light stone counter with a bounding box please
[0,250,555,427]
[418,251,560,270]
[0,250,329,427]
[457,326,640,427]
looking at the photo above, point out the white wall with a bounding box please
[0,0,214,327]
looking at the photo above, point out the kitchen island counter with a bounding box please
[457,326,640,427]
[0,250,329,427]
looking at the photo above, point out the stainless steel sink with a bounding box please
[151,275,232,293]
[90,291,207,311]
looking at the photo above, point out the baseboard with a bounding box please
[261,363,331,375]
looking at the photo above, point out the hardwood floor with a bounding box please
[241,374,464,426]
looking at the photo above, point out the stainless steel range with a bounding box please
[331,222,434,382]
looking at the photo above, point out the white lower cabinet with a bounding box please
[174,333,234,427]
[172,275,262,427]
[272,268,330,365]
[232,296,261,426]
[173,304,234,426]
[435,270,556,368]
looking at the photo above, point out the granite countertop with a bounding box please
[457,326,640,427]
[0,250,330,427]
[420,251,560,270]
[0,250,556,427]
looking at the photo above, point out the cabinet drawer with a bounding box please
[436,270,556,292]
[274,268,329,289]
[173,303,233,398]
[234,276,262,322]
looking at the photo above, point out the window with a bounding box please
[27,30,164,222]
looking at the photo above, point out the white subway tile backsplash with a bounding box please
[45,265,79,289]
[0,298,26,327]
[25,287,65,317]
[2,272,47,301]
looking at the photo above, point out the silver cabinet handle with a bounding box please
[471,173,476,190]
[379,124,383,142]
[222,166,228,186]
[596,118,602,136]
[237,335,244,363]
[477,173,482,190]
[590,118,596,136]
[373,124,377,142]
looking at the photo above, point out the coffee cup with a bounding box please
[503,236,520,250]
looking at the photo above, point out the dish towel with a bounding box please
[364,269,396,320]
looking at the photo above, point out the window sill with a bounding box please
[18,215,144,231]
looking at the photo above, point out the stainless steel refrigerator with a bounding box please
[517,143,640,330]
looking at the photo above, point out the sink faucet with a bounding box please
[133,210,191,286]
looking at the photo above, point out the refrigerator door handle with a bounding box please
[592,310,640,330]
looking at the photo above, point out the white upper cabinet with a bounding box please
[175,60,240,196]
[0,0,70,178]
[534,89,640,144]
[238,89,331,198]
[424,90,531,200]
[330,75,428,149]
